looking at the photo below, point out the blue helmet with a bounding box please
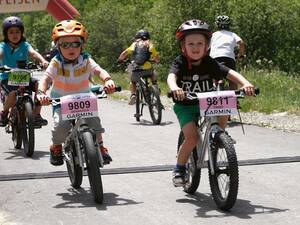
[2,16,24,36]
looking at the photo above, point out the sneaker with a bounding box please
[50,144,63,166]
[172,167,187,187]
[100,146,112,164]
[0,110,8,127]
[35,114,48,126]
[128,94,136,105]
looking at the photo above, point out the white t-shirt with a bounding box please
[209,30,242,60]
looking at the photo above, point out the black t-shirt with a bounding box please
[169,55,230,105]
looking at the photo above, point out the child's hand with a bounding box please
[240,84,255,96]
[40,60,49,69]
[104,79,115,94]
[37,92,51,105]
[171,88,185,101]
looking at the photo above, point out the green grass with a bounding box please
[111,68,300,114]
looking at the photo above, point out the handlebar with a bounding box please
[49,85,122,104]
[167,88,260,99]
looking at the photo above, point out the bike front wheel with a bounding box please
[177,131,201,194]
[65,140,83,188]
[82,130,103,204]
[11,108,22,149]
[21,101,35,157]
[148,85,162,125]
[208,132,239,210]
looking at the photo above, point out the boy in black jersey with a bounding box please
[167,19,255,187]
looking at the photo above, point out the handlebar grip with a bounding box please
[115,86,122,92]
[254,88,260,95]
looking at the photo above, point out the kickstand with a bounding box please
[237,109,245,135]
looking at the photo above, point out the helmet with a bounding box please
[2,16,24,35]
[51,20,88,42]
[135,29,150,40]
[215,15,230,29]
[175,19,212,42]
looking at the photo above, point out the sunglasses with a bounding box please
[59,41,82,49]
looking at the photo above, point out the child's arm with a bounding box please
[226,69,255,95]
[93,67,115,94]
[28,47,49,68]
[167,73,185,101]
[37,75,52,105]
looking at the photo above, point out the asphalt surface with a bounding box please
[0,94,300,225]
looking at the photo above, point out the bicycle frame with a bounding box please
[196,115,224,175]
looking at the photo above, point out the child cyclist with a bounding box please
[167,19,255,187]
[37,20,115,166]
[0,16,49,127]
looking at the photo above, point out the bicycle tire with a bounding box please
[82,129,103,203]
[65,140,83,188]
[11,108,22,149]
[148,85,162,125]
[208,132,239,211]
[135,87,141,122]
[177,131,201,194]
[22,101,35,157]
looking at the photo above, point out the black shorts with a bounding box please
[0,77,37,94]
[215,57,236,70]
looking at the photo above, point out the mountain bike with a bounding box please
[0,65,43,157]
[169,88,259,210]
[51,86,121,204]
[134,71,163,124]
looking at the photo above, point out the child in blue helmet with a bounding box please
[0,16,49,127]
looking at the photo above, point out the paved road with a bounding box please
[0,96,300,225]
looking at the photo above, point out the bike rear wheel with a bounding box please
[82,130,103,203]
[148,85,162,125]
[208,132,239,210]
[21,101,35,157]
[177,131,201,194]
[65,140,83,188]
[11,108,22,149]
[135,88,142,122]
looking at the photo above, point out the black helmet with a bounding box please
[135,29,150,40]
[215,15,230,29]
[175,19,212,42]
[2,16,24,35]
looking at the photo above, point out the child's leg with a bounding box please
[177,121,199,166]
[3,91,16,112]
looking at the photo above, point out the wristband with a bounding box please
[104,77,112,82]
[37,90,46,95]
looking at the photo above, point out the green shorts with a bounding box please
[173,103,200,129]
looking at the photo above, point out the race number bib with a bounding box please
[60,93,98,120]
[8,70,30,86]
[197,91,237,117]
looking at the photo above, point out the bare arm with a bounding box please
[167,73,184,101]
[117,50,129,62]
[237,40,246,58]
[226,69,255,95]
[28,47,49,68]
[93,67,115,94]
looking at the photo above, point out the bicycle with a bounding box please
[0,64,43,157]
[169,88,259,210]
[134,70,163,125]
[50,85,121,204]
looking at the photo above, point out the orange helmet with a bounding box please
[51,20,88,42]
